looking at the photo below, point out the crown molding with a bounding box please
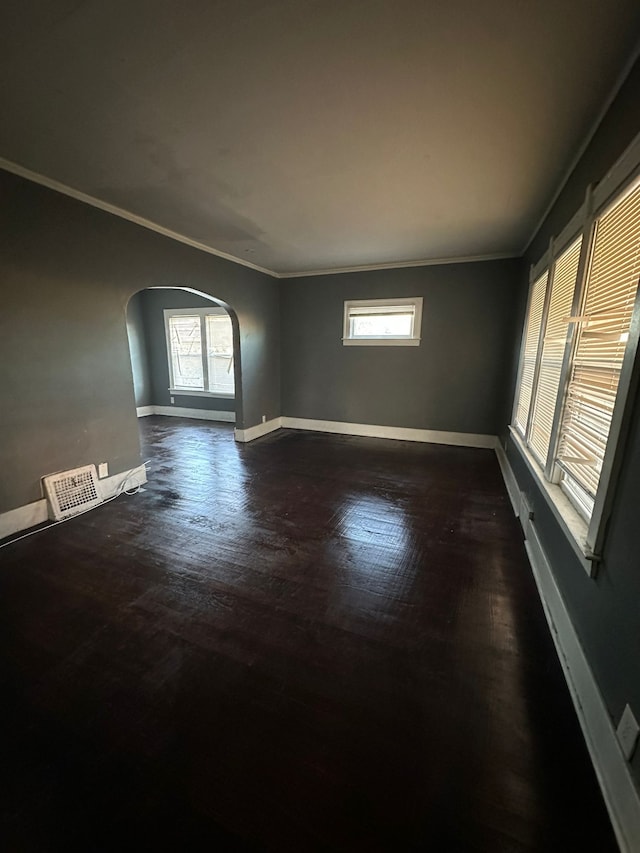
[0,157,277,277]
[0,157,517,279]
[277,251,518,279]
[522,36,640,257]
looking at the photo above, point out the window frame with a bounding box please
[342,297,423,346]
[512,266,550,442]
[511,134,640,576]
[581,176,640,560]
[163,307,235,399]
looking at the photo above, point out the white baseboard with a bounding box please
[495,444,520,516]
[136,405,235,423]
[280,416,498,449]
[99,463,148,499]
[233,415,499,447]
[498,450,640,853]
[0,499,48,540]
[0,463,148,542]
[234,417,283,443]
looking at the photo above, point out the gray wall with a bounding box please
[527,57,640,264]
[138,288,235,414]
[126,290,152,408]
[281,260,522,435]
[505,54,640,782]
[0,169,280,514]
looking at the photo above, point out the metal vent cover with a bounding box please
[43,464,103,520]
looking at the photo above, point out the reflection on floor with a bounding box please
[0,417,617,851]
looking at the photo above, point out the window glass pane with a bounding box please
[169,315,204,389]
[350,312,413,337]
[557,179,640,505]
[206,314,234,395]
[529,238,582,464]
[343,298,422,345]
[514,272,547,434]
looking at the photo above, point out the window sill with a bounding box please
[342,338,421,347]
[508,427,595,577]
[169,389,235,399]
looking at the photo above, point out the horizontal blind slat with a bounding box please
[515,272,547,434]
[529,238,581,462]
[557,180,640,502]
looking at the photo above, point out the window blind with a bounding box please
[557,178,640,504]
[343,298,422,345]
[348,304,416,316]
[348,304,415,338]
[514,271,548,435]
[529,238,582,464]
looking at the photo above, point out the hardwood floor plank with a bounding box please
[0,417,617,851]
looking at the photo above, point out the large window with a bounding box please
[512,171,640,566]
[343,297,423,346]
[164,308,234,397]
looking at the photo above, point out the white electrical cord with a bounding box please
[0,461,151,551]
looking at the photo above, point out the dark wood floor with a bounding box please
[0,417,617,851]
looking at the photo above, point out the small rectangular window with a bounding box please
[343,297,423,346]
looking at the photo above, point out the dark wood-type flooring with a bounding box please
[0,417,618,851]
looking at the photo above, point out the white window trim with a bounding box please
[168,389,233,399]
[342,297,423,346]
[509,426,594,575]
[511,129,640,575]
[164,307,235,399]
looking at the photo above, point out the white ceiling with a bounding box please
[1,0,640,276]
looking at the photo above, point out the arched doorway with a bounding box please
[125,286,242,434]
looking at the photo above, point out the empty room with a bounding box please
[1,2,640,850]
